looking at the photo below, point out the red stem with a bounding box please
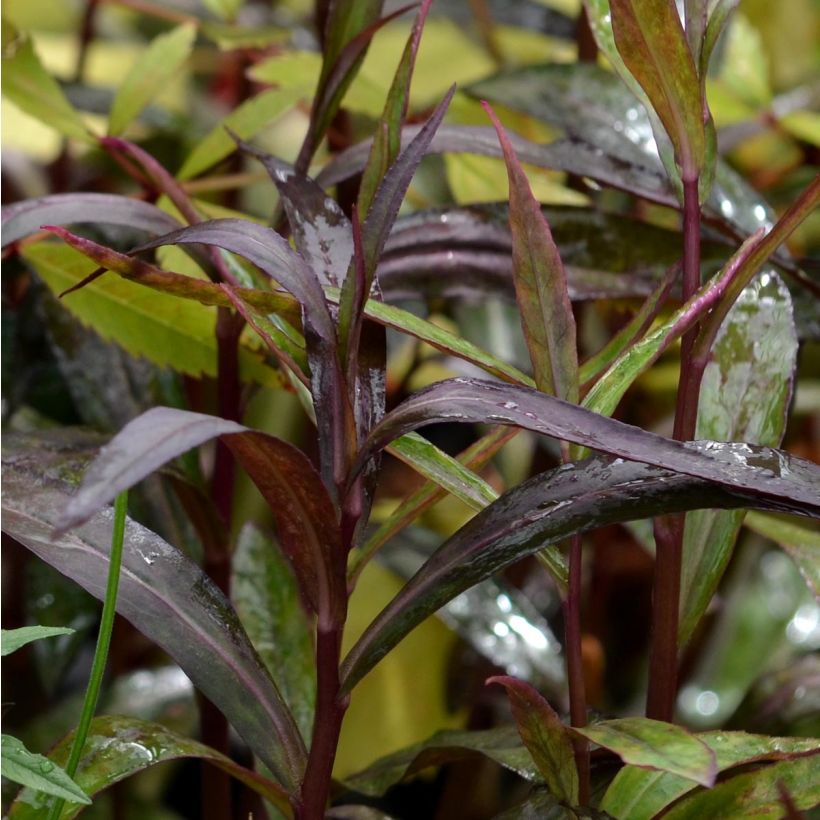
[563,532,590,804]
[647,174,701,722]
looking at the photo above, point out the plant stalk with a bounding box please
[564,532,590,804]
[647,174,701,722]
[47,491,128,820]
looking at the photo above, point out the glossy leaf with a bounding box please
[680,272,798,644]
[601,730,820,819]
[487,676,578,804]
[22,242,286,386]
[232,524,316,744]
[1,626,75,656]
[1,443,307,791]
[609,0,705,178]
[358,0,432,216]
[7,716,290,819]
[57,406,341,614]
[108,24,195,136]
[234,137,352,286]
[1,34,92,143]
[1,735,90,806]
[341,447,819,691]
[1,194,183,248]
[177,88,303,180]
[663,752,820,819]
[353,378,820,514]
[483,104,578,404]
[745,511,820,597]
[343,725,540,796]
[574,717,716,787]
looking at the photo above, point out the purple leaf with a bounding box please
[2,437,307,792]
[351,378,820,515]
[483,103,578,403]
[1,194,183,248]
[341,446,819,691]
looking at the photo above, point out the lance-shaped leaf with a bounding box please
[601,730,820,820]
[341,447,820,691]
[7,716,291,819]
[343,725,541,797]
[1,33,93,143]
[108,24,196,137]
[680,271,798,645]
[1,735,90,807]
[1,441,307,791]
[487,676,578,804]
[1,194,183,248]
[232,525,316,744]
[1,626,75,656]
[663,753,820,819]
[352,378,820,514]
[56,406,341,615]
[483,104,578,404]
[574,717,716,787]
[608,0,705,179]
[357,0,433,216]
[701,0,739,79]
[132,219,354,493]
[338,86,456,351]
[234,137,352,287]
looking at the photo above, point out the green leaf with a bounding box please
[7,716,290,819]
[1,33,92,143]
[231,524,316,745]
[1,735,90,806]
[745,511,820,596]
[1,626,75,656]
[680,272,798,644]
[343,726,540,797]
[21,242,284,388]
[608,0,705,179]
[601,730,820,820]
[108,24,196,137]
[574,717,716,787]
[177,87,302,180]
[201,0,244,22]
[663,752,820,819]
[487,677,578,804]
[483,103,578,404]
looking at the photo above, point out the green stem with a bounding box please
[47,491,128,820]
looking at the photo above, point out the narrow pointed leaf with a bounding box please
[483,104,578,403]
[358,0,433,216]
[701,0,740,79]
[21,242,287,386]
[56,406,341,615]
[663,753,820,819]
[573,717,716,787]
[234,137,352,286]
[7,716,291,819]
[108,24,196,136]
[353,378,820,514]
[1,735,90,806]
[684,0,709,66]
[1,194,183,248]
[680,272,798,644]
[232,525,316,744]
[341,447,819,691]
[601,730,820,820]
[487,676,578,803]
[1,441,307,790]
[1,626,75,656]
[608,0,705,177]
[1,34,92,143]
[344,726,540,797]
